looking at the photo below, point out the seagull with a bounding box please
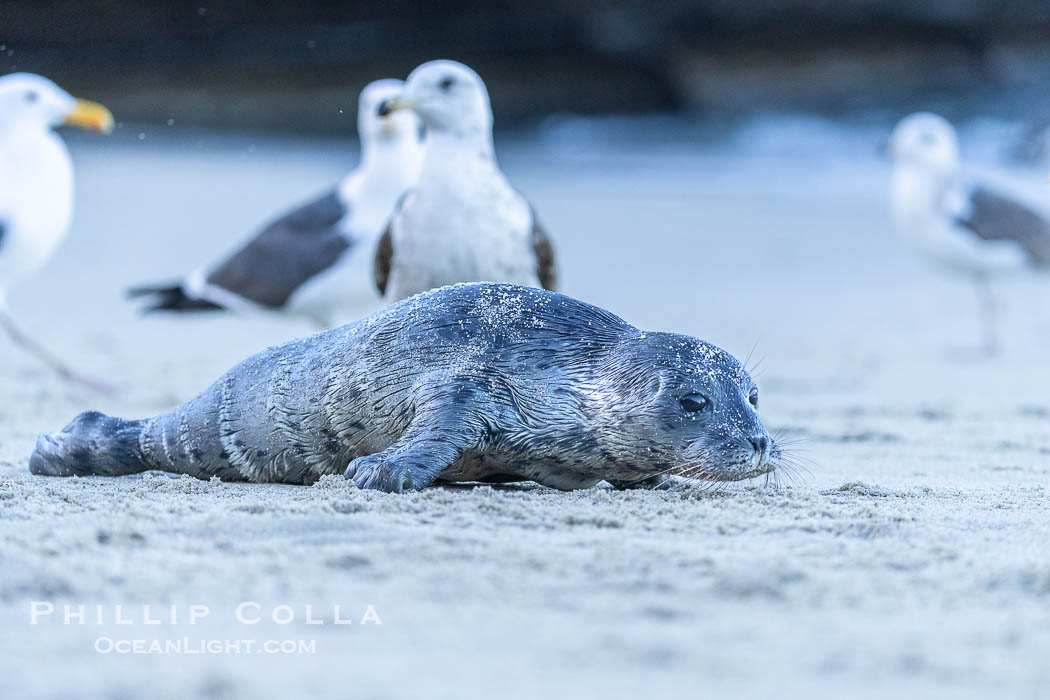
[372,60,557,302]
[887,112,1050,356]
[0,73,114,391]
[128,79,424,326]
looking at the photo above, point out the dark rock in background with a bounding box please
[3,0,1050,131]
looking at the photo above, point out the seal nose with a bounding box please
[749,435,768,454]
[749,435,770,468]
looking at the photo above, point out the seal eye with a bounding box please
[680,394,709,413]
[25,90,39,104]
[439,76,455,91]
[748,388,759,408]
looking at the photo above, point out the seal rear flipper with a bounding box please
[30,410,150,477]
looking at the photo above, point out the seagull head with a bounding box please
[886,112,959,176]
[0,73,113,135]
[358,78,423,146]
[378,60,492,138]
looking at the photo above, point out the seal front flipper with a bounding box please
[345,452,419,493]
[344,393,487,493]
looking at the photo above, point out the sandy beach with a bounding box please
[2,122,1049,699]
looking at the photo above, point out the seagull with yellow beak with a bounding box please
[0,73,114,390]
[371,60,557,302]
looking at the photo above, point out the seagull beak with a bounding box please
[377,96,417,118]
[62,99,115,134]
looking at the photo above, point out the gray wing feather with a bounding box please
[374,226,393,296]
[955,186,1050,266]
[373,190,414,297]
[207,189,350,308]
[529,206,557,291]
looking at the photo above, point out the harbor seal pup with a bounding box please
[29,283,778,492]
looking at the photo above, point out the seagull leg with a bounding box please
[976,276,1001,358]
[0,308,116,394]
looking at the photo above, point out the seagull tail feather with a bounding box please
[126,282,225,314]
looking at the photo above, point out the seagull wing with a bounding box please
[529,206,558,291]
[204,189,351,308]
[374,225,393,297]
[373,190,414,297]
[953,185,1050,266]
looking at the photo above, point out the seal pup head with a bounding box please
[591,332,778,483]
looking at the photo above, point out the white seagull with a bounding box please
[0,73,114,391]
[373,60,557,302]
[129,79,424,325]
[887,112,1050,356]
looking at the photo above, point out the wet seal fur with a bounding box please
[30,284,779,492]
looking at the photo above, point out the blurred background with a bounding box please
[4,0,1050,373]
[6,0,1050,134]
[5,5,1050,699]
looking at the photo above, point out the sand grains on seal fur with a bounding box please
[30,283,779,493]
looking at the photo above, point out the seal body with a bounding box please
[30,284,778,492]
